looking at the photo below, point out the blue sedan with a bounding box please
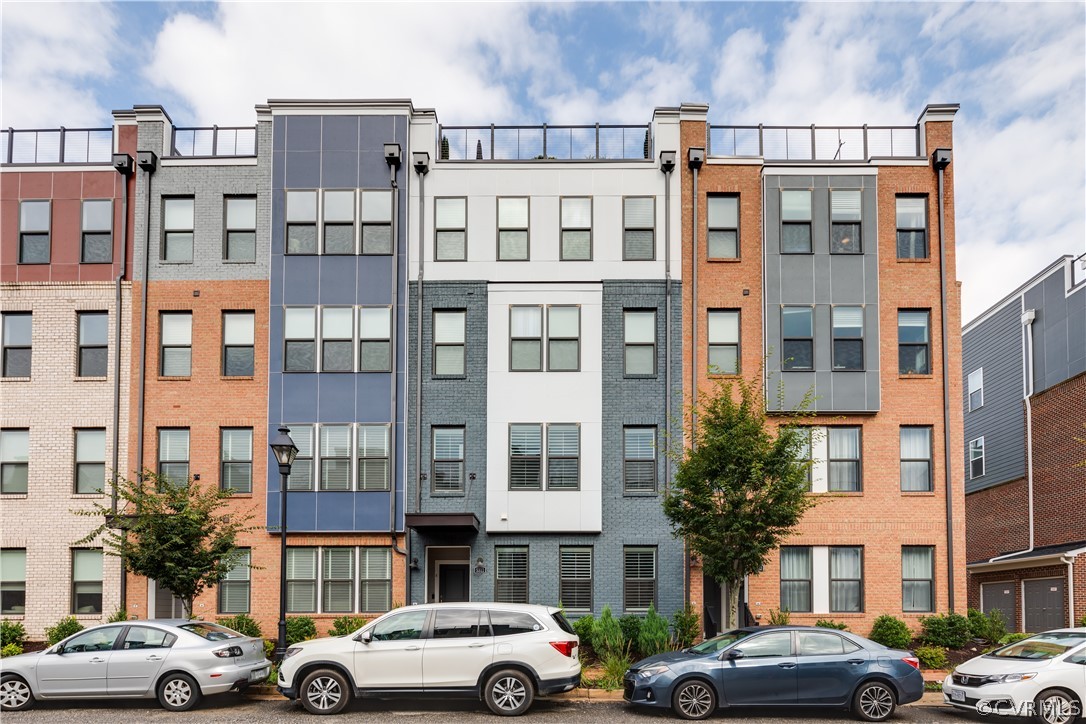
[623,626,923,721]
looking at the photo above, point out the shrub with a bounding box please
[45,616,84,646]
[572,614,596,653]
[998,632,1032,646]
[766,608,790,626]
[815,619,849,631]
[672,604,700,650]
[868,615,912,649]
[597,651,632,690]
[619,615,643,659]
[1,643,22,658]
[639,605,671,658]
[218,613,263,638]
[914,645,949,670]
[107,608,129,623]
[263,639,276,659]
[329,616,367,637]
[1079,613,1085,627]
[285,616,317,645]
[919,613,971,649]
[967,608,1007,645]
[595,606,624,659]
[0,620,27,648]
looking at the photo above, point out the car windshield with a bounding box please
[178,622,242,641]
[689,629,753,654]
[987,632,1086,660]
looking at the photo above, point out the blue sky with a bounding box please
[2,1,1083,321]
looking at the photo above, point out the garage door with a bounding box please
[981,582,1017,631]
[1023,577,1065,632]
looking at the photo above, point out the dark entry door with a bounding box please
[439,564,470,602]
[1023,577,1065,632]
[981,582,1018,631]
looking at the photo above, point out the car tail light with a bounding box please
[550,641,576,657]
[213,645,243,658]
[902,656,920,670]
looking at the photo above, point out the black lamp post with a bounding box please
[269,426,298,661]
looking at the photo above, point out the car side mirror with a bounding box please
[51,645,64,655]
[724,648,744,660]
[355,631,372,644]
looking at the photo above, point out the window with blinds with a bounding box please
[435,197,467,261]
[159,312,192,376]
[898,310,931,374]
[71,548,103,615]
[360,548,392,612]
[433,310,466,376]
[357,425,390,491]
[320,426,351,491]
[509,424,542,490]
[287,548,317,613]
[220,428,253,493]
[222,311,255,376]
[163,197,194,262]
[287,426,314,491]
[781,190,812,254]
[0,548,26,615]
[623,427,656,493]
[782,306,814,371]
[559,547,592,612]
[831,306,864,371]
[560,197,592,261]
[157,428,190,487]
[623,547,655,612]
[707,195,739,259]
[496,547,528,603]
[830,190,862,254]
[218,549,251,614]
[896,195,928,259]
[432,427,465,493]
[623,197,655,260]
[322,548,354,613]
[546,424,580,490]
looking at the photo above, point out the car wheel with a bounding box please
[671,679,717,720]
[852,681,897,722]
[0,675,34,712]
[300,668,351,715]
[484,669,534,716]
[157,672,202,712]
[1034,689,1081,724]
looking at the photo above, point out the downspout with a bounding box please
[1060,555,1075,627]
[384,145,408,559]
[412,153,429,519]
[659,151,678,601]
[134,152,157,483]
[687,148,704,447]
[933,148,956,611]
[111,152,133,607]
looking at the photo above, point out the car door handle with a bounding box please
[89,657,107,664]
[777,662,797,669]
[469,643,487,648]
[406,646,421,651]
[146,655,164,661]
[847,659,864,665]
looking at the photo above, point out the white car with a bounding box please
[278,602,580,716]
[943,627,1086,724]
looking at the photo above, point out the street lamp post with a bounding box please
[269,426,298,661]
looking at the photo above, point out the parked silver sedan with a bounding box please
[0,619,270,712]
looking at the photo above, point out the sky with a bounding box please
[1,1,1083,323]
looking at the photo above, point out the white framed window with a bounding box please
[560,197,592,260]
[781,190,811,253]
[286,425,314,491]
[433,310,466,376]
[74,428,106,494]
[221,428,253,493]
[160,312,192,376]
[357,425,390,491]
[319,425,351,491]
[224,196,256,262]
[623,197,654,260]
[323,190,356,255]
[284,307,316,372]
[830,190,861,254]
[623,547,656,612]
[360,548,392,612]
[218,548,251,614]
[707,195,738,259]
[969,437,985,479]
[321,307,354,372]
[162,197,194,262]
[708,309,739,374]
[286,190,318,254]
[82,199,113,263]
[0,429,29,494]
[968,368,984,411]
[497,197,529,261]
[360,190,393,255]
[19,200,50,263]
[286,547,318,613]
[435,197,467,261]
[495,546,528,603]
[900,426,932,492]
[322,547,354,613]
[359,307,392,372]
[71,548,103,614]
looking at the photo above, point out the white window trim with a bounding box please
[968,368,984,411]
[287,545,393,615]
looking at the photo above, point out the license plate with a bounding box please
[249,667,269,683]
[950,687,965,702]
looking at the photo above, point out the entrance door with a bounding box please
[153,580,184,618]
[981,582,1018,631]
[439,564,469,603]
[1024,577,1065,632]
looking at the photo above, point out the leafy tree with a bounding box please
[664,375,815,631]
[75,471,255,617]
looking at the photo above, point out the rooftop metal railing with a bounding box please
[437,124,653,161]
[2,127,113,164]
[707,124,921,162]
[171,126,257,157]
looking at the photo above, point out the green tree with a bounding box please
[664,376,815,631]
[76,471,255,617]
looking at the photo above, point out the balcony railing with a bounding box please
[171,126,257,157]
[708,124,920,162]
[437,124,653,161]
[2,127,113,164]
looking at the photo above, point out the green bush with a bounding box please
[966,608,1007,645]
[217,613,263,638]
[0,620,27,648]
[919,613,971,649]
[46,616,84,646]
[998,632,1032,646]
[1078,614,1085,627]
[672,604,700,650]
[914,645,949,670]
[639,605,671,657]
[595,606,624,659]
[285,616,317,645]
[597,651,632,690]
[329,616,367,637]
[263,639,276,659]
[815,619,849,631]
[619,615,642,658]
[766,608,790,625]
[868,615,912,649]
[1,643,22,658]
[107,608,129,623]
[572,614,596,653]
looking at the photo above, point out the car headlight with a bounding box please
[636,664,670,679]
[987,672,1037,683]
[283,647,302,660]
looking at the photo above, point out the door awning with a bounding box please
[405,512,480,535]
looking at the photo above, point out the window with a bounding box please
[322,548,354,613]
[831,306,864,371]
[360,548,392,612]
[623,197,654,260]
[624,310,656,376]
[623,547,656,612]
[968,369,984,411]
[321,307,353,372]
[74,428,106,494]
[323,190,355,254]
[435,197,467,261]
[224,196,256,262]
[900,427,932,492]
[284,307,316,372]
[560,197,591,260]
[830,190,861,253]
[497,197,529,260]
[969,437,985,479]
[319,425,350,490]
[0,549,26,615]
[708,309,739,374]
[509,424,542,490]
[781,190,811,253]
[490,610,540,636]
[220,428,252,493]
[78,312,108,377]
[158,428,190,486]
[796,427,814,491]
[547,306,580,371]
[780,546,813,612]
[827,427,861,492]
[359,307,391,372]
[222,311,255,376]
[782,307,813,370]
[286,547,317,613]
[830,546,863,612]
[707,195,739,258]
[218,549,250,614]
[624,426,656,493]
[496,547,528,603]
[286,190,318,254]
[82,199,113,263]
[2,312,31,377]
[163,197,194,262]
[160,312,192,376]
[896,196,927,259]
[547,424,580,490]
[361,190,393,255]
[19,200,50,263]
[357,425,390,491]
[433,310,466,376]
[433,609,486,638]
[432,427,465,493]
[798,631,861,655]
[372,609,425,640]
[902,546,935,612]
[0,430,29,494]
[286,425,314,491]
[898,310,930,374]
[741,631,793,657]
[559,547,592,612]
[71,549,103,614]
[510,306,542,371]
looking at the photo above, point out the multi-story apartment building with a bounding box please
[963,254,1085,632]
[681,105,967,634]
[1,117,137,637]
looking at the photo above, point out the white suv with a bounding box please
[277,602,580,716]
